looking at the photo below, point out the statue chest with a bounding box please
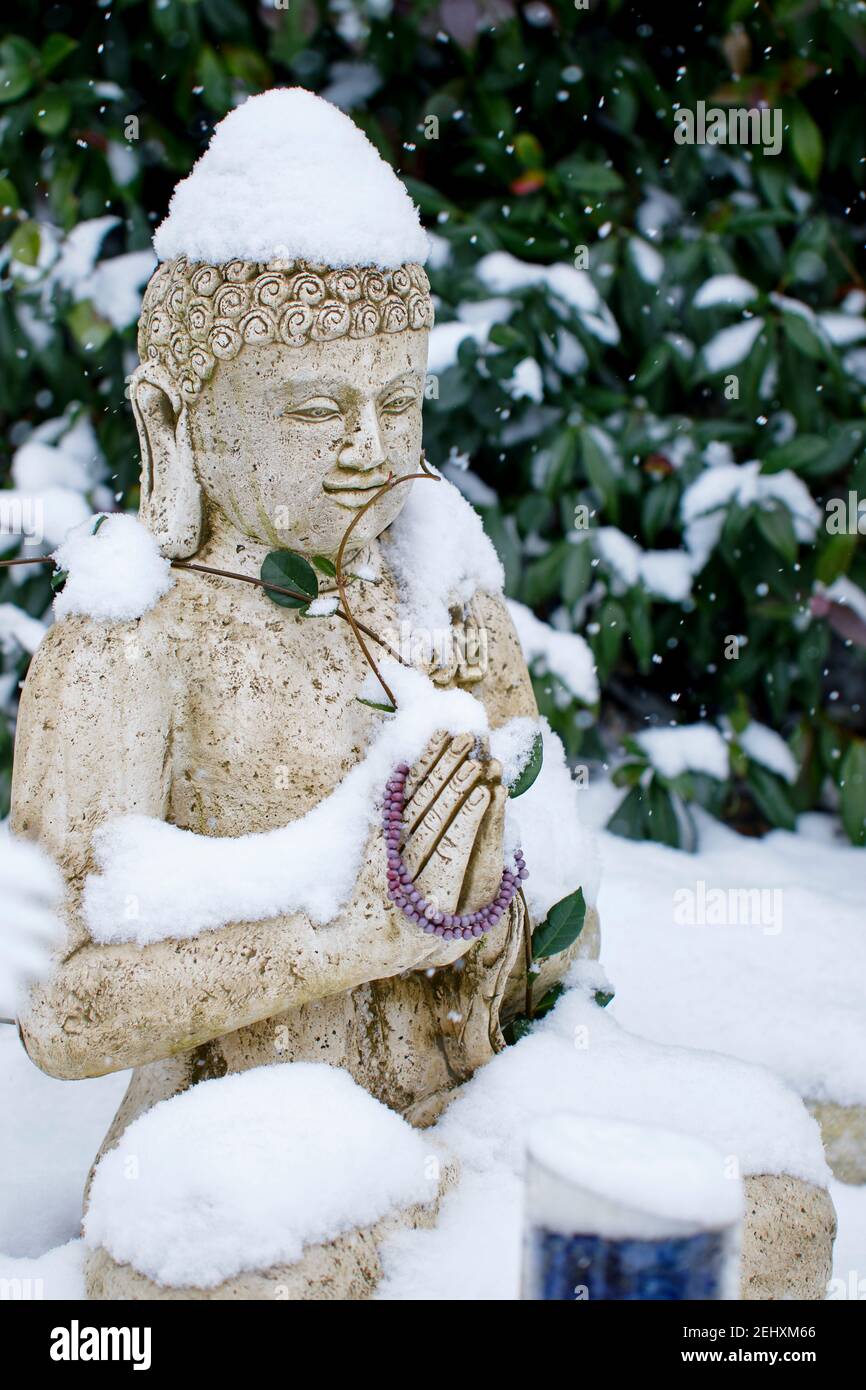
[164,581,395,836]
[160,571,489,837]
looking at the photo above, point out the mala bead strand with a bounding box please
[382,762,528,942]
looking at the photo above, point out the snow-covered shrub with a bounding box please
[1,5,865,845]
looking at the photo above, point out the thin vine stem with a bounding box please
[0,548,411,668]
[170,561,406,666]
[0,456,442,700]
[334,453,440,709]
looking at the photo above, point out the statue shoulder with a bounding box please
[21,605,173,708]
[12,607,175,864]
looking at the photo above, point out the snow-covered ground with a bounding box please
[1,779,864,1299]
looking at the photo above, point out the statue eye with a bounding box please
[287,399,341,422]
[381,393,417,415]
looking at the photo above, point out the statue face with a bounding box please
[187,331,428,557]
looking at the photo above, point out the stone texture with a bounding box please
[740,1175,836,1300]
[808,1101,866,1185]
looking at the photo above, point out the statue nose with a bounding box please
[339,402,386,473]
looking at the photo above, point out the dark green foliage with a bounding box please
[260,550,318,610]
[508,731,543,798]
[532,886,586,961]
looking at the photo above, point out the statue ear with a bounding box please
[131,368,203,559]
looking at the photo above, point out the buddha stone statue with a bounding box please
[10,91,599,1297]
[9,90,834,1300]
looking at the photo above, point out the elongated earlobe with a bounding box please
[131,368,203,558]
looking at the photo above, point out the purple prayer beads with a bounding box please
[382,761,528,940]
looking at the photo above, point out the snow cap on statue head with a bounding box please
[137,88,434,406]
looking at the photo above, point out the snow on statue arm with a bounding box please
[11,614,496,1079]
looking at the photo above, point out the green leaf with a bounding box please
[522,543,566,609]
[746,763,797,830]
[504,1015,535,1045]
[646,778,680,847]
[8,220,40,266]
[791,104,824,184]
[627,591,653,673]
[66,300,112,351]
[0,177,19,213]
[311,554,337,577]
[509,731,543,798]
[595,597,626,676]
[532,982,565,1020]
[581,429,619,521]
[612,759,646,788]
[532,886,586,960]
[356,696,396,714]
[260,550,318,609]
[49,568,68,593]
[780,311,825,361]
[762,435,826,475]
[34,89,71,136]
[543,430,578,496]
[402,177,459,218]
[0,36,39,104]
[40,33,77,74]
[816,532,858,586]
[593,989,615,1009]
[839,741,866,846]
[196,44,233,114]
[641,478,677,543]
[755,502,798,563]
[562,540,592,605]
[556,155,625,195]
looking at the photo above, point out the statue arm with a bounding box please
[12,618,487,1079]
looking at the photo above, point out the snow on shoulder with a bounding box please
[384,472,505,633]
[53,513,174,624]
[153,88,429,270]
[84,1063,435,1288]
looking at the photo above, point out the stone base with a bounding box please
[85,1178,449,1301]
[85,1166,835,1301]
[808,1101,866,1185]
[740,1175,836,1300]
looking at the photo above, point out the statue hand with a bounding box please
[399,732,505,916]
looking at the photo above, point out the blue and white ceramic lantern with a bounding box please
[521,1115,742,1301]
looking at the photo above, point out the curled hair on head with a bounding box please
[138,258,434,405]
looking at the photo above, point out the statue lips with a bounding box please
[322,471,392,510]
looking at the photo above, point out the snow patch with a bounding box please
[489,716,540,789]
[506,598,599,705]
[383,473,504,634]
[84,1063,434,1288]
[636,724,730,781]
[701,317,765,372]
[477,251,620,346]
[628,237,664,285]
[53,514,174,624]
[154,89,429,269]
[737,722,798,784]
[693,275,758,309]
